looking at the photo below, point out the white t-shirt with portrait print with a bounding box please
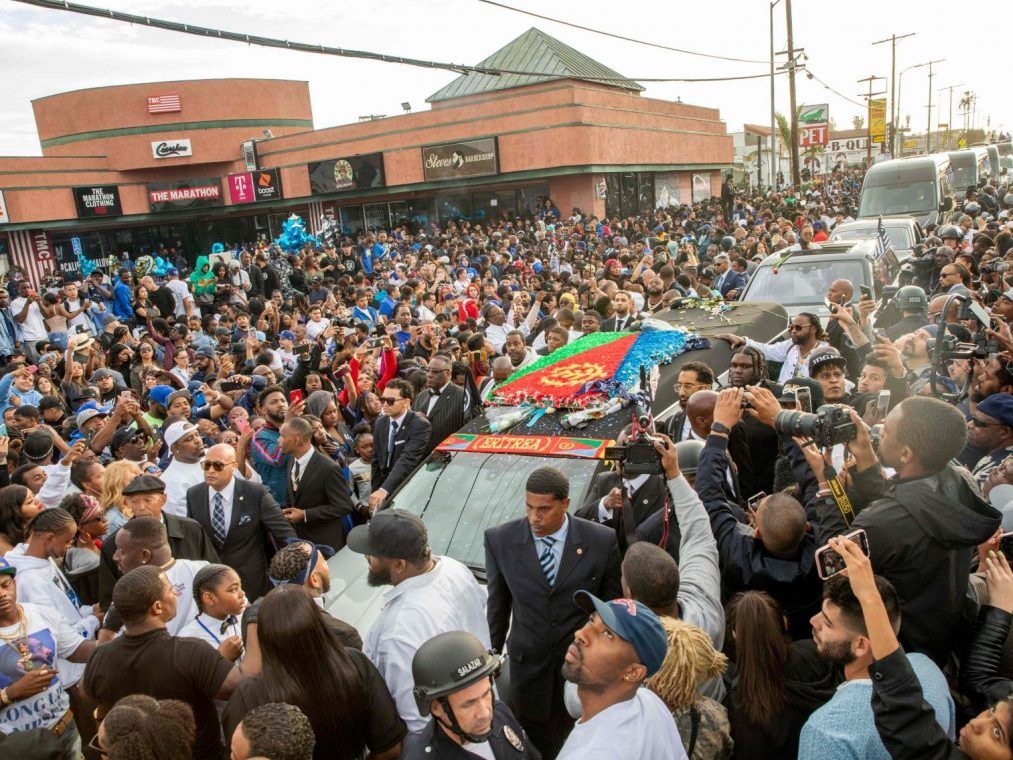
[0,603,84,734]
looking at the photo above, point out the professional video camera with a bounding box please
[773,404,858,448]
[604,413,669,476]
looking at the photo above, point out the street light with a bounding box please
[896,59,944,153]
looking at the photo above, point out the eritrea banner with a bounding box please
[436,433,612,459]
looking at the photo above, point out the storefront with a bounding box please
[0,27,732,284]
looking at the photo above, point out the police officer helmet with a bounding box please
[963,201,982,216]
[412,631,502,716]
[675,440,705,476]
[720,235,736,252]
[893,285,928,313]
[936,224,963,242]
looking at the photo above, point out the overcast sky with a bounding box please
[0,0,1007,156]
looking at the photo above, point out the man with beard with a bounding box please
[717,313,829,384]
[347,510,489,734]
[728,347,781,494]
[798,575,953,759]
[503,330,537,369]
[251,385,300,507]
[813,397,1001,666]
[642,276,670,314]
[555,592,682,760]
[602,291,640,332]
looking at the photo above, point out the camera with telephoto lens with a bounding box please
[604,415,668,476]
[773,404,858,447]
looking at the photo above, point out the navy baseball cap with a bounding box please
[978,394,1013,428]
[0,557,16,577]
[573,592,668,677]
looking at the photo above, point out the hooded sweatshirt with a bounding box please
[5,543,100,687]
[189,256,216,300]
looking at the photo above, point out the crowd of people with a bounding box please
[1,166,1013,760]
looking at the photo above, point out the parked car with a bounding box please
[858,155,955,228]
[737,239,901,319]
[323,301,789,633]
[829,216,924,262]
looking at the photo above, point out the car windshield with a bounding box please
[859,181,936,216]
[831,226,913,249]
[389,452,598,570]
[744,259,867,306]
[952,164,975,191]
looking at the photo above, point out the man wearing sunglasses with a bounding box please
[716,312,829,385]
[369,379,430,514]
[966,394,1013,488]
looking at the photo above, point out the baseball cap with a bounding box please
[90,367,115,381]
[1001,288,1013,302]
[163,421,198,450]
[111,426,145,451]
[279,330,296,341]
[0,557,16,578]
[38,395,64,412]
[978,394,1013,428]
[572,592,668,678]
[195,346,216,359]
[148,385,175,409]
[346,509,428,560]
[122,474,166,495]
[166,267,179,276]
[77,408,109,427]
[101,314,119,326]
[808,348,847,377]
[166,389,191,408]
[22,430,55,462]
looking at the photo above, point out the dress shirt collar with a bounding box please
[389,409,408,429]
[208,475,236,504]
[293,446,315,473]
[531,514,569,546]
[382,556,442,605]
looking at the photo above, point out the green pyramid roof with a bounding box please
[426,27,644,103]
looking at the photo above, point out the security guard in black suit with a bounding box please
[403,631,540,759]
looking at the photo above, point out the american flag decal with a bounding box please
[7,230,55,289]
[147,95,181,113]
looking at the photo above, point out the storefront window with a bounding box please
[604,174,622,219]
[436,195,471,222]
[518,185,550,217]
[364,203,390,232]
[637,173,655,212]
[411,198,435,229]
[339,206,364,235]
[389,201,412,227]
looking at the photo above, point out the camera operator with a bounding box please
[698,387,833,640]
[824,280,870,380]
[810,397,1002,666]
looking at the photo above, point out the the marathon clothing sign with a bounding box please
[422,138,499,181]
[150,138,193,159]
[147,178,223,212]
[307,153,385,195]
[227,169,283,204]
[72,186,123,218]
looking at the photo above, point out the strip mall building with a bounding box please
[0,28,732,284]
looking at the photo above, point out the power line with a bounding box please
[478,0,768,65]
[11,0,786,84]
[806,71,866,108]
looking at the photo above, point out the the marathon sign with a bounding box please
[72,186,123,218]
[227,169,283,205]
[147,178,224,212]
[307,153,385,195]
[150,138,193,159]
[422,138,499,181]
[798,104,830,148]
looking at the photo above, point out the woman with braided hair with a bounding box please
[648,617,733,759]
[94,694,195,760]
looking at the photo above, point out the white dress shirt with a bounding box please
[165,458,261,518]
[364,556,491,733]
[531,515,569,572]
[426,382,452,416]
[291,447,315,490]
[208,477,237,537]
[177,611,243,650]
[597,474,649,522]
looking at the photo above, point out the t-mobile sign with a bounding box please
[226,169,282,205]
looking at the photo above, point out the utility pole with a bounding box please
[926,60,939,152]
[784,0,800,186]
[769,0,783,190]
[872,32,915,158]
[937,83,965,150]
[857,75,887,167]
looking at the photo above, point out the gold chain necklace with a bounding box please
[0,606,35,670]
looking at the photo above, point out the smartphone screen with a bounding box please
[747,491,766,512]
[967,299,993,327]
[796,387,813,414]
[860,285,873,300]
[289,389,305,404]
[816,529,870,580]
[875,390,892,423]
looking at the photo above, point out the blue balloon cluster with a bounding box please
[274,215,318,253]
[76,251,98,277]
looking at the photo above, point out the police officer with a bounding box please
[884,285,930,340]
[403,631,541,759]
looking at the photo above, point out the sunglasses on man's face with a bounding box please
[200,460,232,472]
[380,396,401,405]
[970,416,1005,429]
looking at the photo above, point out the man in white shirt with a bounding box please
[10,281,49,361]
[164,268,194,318]
[557,592,686,760]
[305,304,329,341]
[348,509,490,733]
[716,313,829,385]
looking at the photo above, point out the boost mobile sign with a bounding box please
[151,139,193,159]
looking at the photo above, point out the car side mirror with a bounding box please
[940,196,954,212]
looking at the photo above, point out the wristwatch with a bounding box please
[710,422,732,435]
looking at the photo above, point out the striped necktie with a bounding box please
[539,536,558,586]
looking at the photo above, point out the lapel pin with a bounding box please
[576,548,583,556]
[239,496,244,501]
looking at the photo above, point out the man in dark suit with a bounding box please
[98,473,220,609]
[186,443,296,601]
[485,466,622,759]
[370,378,431,512]
[279,417,353,552]
[411,354,470,454]
[576,461,670,529]
[713,254,746,299]
[601,290,641,332]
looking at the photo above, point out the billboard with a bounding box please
[72,186,123,218]
[307,153,385,195]
[147,178,223,212]
[869,98,887,144]
[421,138,499,181]
[227,169,283,205]
[798,104,830,147]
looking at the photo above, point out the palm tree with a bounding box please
[852,115,865,130]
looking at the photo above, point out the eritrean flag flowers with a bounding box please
[491,329,705,409]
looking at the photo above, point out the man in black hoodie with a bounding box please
[815,396,1002,666]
